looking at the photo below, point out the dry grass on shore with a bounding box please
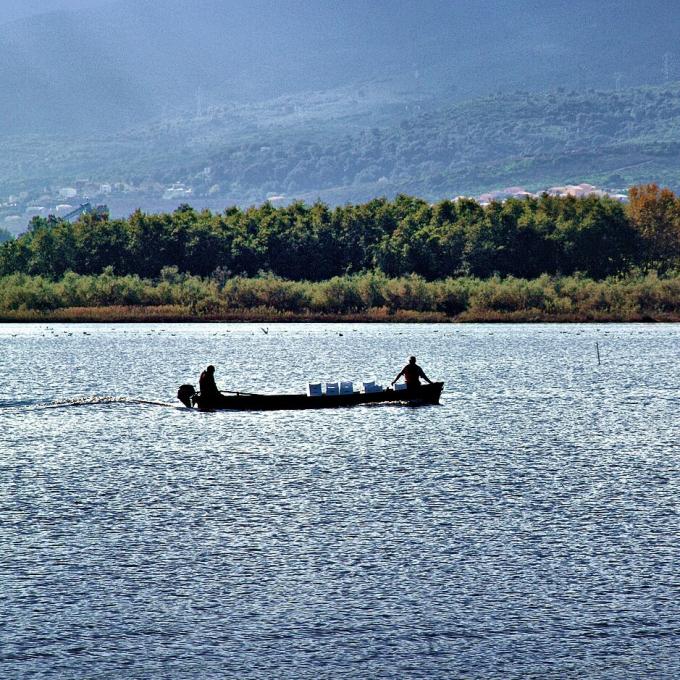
[1,271,678,323]
[1,305,677,323]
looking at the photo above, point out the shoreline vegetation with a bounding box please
[1,185,678,322]
[1,271,678,323]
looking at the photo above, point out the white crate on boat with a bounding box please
[325,382,339,395]
[363,381,383,393]
[394,382,408,391]
[340,381,353,394]
[307,383,322,397]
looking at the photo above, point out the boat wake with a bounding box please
[0,396,177,412]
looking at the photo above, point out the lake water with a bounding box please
[1,323,678,679]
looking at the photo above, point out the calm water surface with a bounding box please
[1,323,678,679]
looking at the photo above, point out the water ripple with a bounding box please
[1,322,679,679]
[0,396,177,411]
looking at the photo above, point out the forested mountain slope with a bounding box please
[4,83,680,205]
[1,0,679,136]
[195,85,680,201]
[3,0,680,208]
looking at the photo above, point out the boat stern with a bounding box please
[177,384,196,408]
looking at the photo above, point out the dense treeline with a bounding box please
[1,270,678,321]
[1,185,679,282]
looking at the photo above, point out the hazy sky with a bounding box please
[0,0,112,25]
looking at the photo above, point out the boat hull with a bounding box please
[179,382,444,411]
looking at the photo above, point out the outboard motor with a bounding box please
[177,384,196,408]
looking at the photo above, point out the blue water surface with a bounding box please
[1,323,678,679]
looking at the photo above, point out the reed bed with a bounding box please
[1,270,678,322]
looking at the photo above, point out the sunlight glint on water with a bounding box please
[1,323,678,679]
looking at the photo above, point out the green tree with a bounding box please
[73,217,131,275]
[555,197,639,277]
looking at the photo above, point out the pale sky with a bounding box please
[0,0,112,25]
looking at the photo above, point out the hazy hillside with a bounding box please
[3,1,680,229]
[0,0,104,25]
[1,0,680,136]
[179,83,680,202]
[3,83,680,214]
[207,86,680,199]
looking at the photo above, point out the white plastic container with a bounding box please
[363,381,383,393]
[340,381,353,395]
[307,383,322,397]
[394,382,408,391]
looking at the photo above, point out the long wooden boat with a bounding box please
[177,382,444,411]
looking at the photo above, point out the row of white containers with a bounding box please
[306,381,407,396]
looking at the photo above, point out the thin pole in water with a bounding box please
[596,341,601,365]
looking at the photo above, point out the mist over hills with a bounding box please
[2,0,680,223]
[0,0,105,25]
[2,0,679,136]
[4,82,680,213]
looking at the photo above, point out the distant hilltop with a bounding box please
[474,183,629,206]
[2,0,680,137]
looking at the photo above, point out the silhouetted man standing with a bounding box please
[391,356,433,389]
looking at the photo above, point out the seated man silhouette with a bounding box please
[199,365,220,401]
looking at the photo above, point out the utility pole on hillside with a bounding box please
[196,88,204,119]
[577,63,587,90]
[663,52,675,82]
